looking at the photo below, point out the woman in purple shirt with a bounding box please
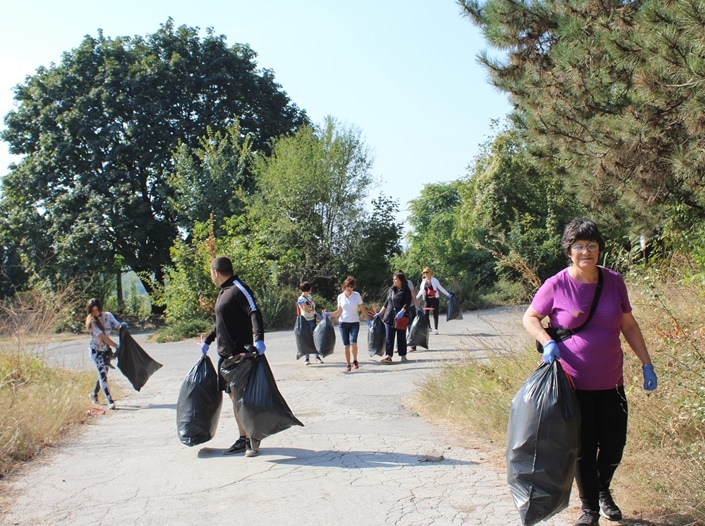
[523,218,658,526]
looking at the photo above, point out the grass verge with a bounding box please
[0,349,96,477]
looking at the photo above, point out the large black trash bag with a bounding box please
[507,361,581,526]
[294,316,317,359]
[228,354,303,442]
[176,354,223,447]
[407,310,429,349]
[446,295,463,321]
[117,327,162,391]
[313,316,336,358]
[367,316,386,357]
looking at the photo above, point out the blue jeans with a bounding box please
[339,322,360,346]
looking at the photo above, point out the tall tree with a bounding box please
[458,0,705,239]
[0,19,307,300]
[248,116,380,298]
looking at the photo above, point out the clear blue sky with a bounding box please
[0,0,511,224]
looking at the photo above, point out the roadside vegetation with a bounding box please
[0,287,96,479]
[413,260,705,526]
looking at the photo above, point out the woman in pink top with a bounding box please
[523,218,658,526]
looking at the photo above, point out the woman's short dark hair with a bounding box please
[299,281,312,292]
[561,218,605,257]
[342,276,356,289]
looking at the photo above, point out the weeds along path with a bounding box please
[1,307,578,526]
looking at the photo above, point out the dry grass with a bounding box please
[413,263,705,526]
[0,351,95,475]
[0,285,96,478]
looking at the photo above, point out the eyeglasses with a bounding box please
[571,242,600,253]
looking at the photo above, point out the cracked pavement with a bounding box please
[1,307,579,525]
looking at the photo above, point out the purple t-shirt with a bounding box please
[531,266,631,390]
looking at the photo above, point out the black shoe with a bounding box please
[574,510,600,526]
[223,436,248,455]
[599,490,622,521]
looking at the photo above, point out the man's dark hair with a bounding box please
[211,256,234,276]
[299,281,312,292]
[561,218,605,257]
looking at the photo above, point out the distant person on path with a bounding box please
[297,281,324,365]
[405,275,422,351]
[327,276,371,371]
[375,271,412,363]
[201,256,266,458]
[522,218,658,526]
[85,298,126,410]
[417,267,453,334]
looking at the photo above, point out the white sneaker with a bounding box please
[108,402,116,410]
[89,392,98,404]
[433,329,439,335]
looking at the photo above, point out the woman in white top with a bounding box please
[85,298,126,409]
[416,267,453,334]
[328,276,371,371]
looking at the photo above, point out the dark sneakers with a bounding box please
[223,436,248,455]
[599,490,623,521]
[574,510,600,526]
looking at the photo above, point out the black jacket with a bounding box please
[205,275,265,359]
[381,285,412,325]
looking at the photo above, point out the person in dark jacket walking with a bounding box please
[201,256,266,458]
[375,271,412,363]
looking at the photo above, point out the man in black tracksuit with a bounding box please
[202,256,266,457]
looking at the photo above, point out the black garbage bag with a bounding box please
[367,316,386,357]
[446,295,463,321]
[117,327,162,391]
[507,361,581,526]
[313,316,336,358]
[294,316,317,359]
[176,354,223,447]
[407,310,429,349]
[228,354,303,442]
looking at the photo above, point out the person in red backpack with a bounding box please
[416,267,453,335]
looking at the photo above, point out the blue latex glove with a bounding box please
[120,322,128,328]
[323,312,330,319]
[200,342,209,355]
[366,319,372,328]
[395,310,404,319]
[642,363,658,390]
[255,340,266,354]
[373,312,380,319]
[416,306,423,315]
[542,340,560,364]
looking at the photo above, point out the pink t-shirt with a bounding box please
[531,266,631,390]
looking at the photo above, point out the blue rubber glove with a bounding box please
[366,319,372,328]
[373,312,380,319]
[200,342,209,355]
[416,306,423,315]
[542,340,560,364]
[642,363,657,391]
[395,310,404,319]
[255,340,266,354]
[323,312,330,319]
[120,322,128,328]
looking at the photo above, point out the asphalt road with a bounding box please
[1,307,582,526]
